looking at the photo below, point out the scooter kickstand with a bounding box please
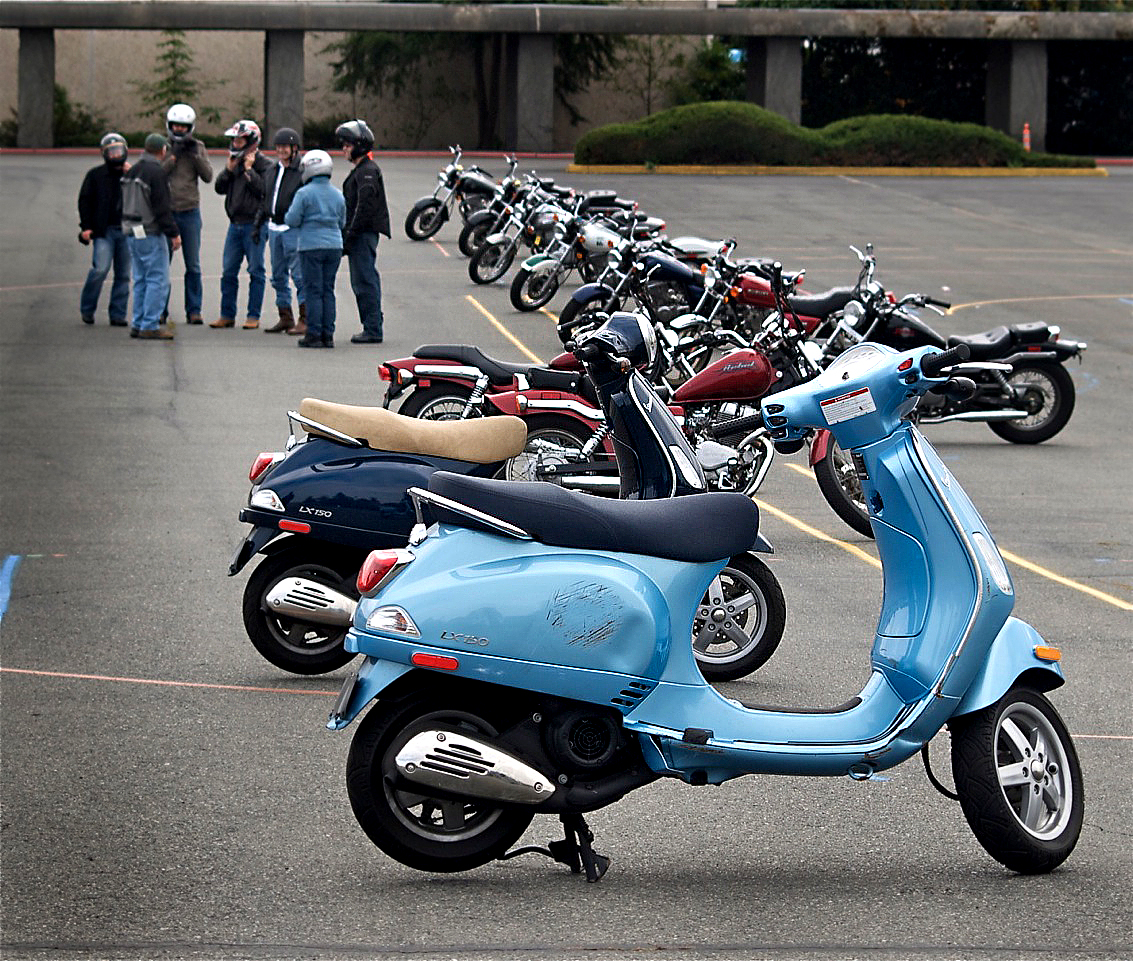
[549,813,610,882]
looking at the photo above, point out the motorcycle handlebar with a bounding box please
[924,296,952,309]
[708,412,765,440]
[920,343,970,378]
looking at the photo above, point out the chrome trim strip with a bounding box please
[521,397,604,419]
[407,486,533,540]
[286,411,364,448]
[413,365,484,380]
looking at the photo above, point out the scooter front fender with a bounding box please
[950,616,1065,718]
[228,525,281,576]
[809,428,832,467]
[326,656,413,731]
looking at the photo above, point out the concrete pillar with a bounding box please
[18,28,55,148]
[745,36,802,125]
[986,40,1047,153]
[512,33,555,152]
[263,30,305,143]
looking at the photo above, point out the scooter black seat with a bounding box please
[787,286,856,318]
[298,399,527,464]
[428,472,761,563]
[947,326,1013,359]
[413,345,535,385]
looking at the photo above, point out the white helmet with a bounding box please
[300,149,334,183]
[166,103,196,141]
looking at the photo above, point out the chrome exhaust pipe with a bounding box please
[263,577,357,626]
[918,409,1027,425]
[559,475,623,493]
[395,729,557,804]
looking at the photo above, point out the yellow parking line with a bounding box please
[950,292,1132,313]
[465,295,544,364]
[777,463,1132,610]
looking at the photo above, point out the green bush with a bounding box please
[574,102,1094,168]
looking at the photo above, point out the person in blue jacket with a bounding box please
[284,150,346,349]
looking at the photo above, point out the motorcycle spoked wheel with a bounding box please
[949,687,1084,874]
[347,695,536,873]
[693,553,786,682]
[458,212,495,258]
[468,240,516,285]
[242,546,364,675]
[510,262,565,312]
[398,385,478,421]
[813,436,874,539]
[404,199,447,241]
[502,416,600,483]
[987,362,1076,445]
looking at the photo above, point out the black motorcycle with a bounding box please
[404,146,515,241]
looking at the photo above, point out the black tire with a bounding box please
[404,199,447,241]
[347,693,535,873]
[693,553,785,682]
[556,294,612,345]
[502,416,599,483]
[458,194,491,224]
[398,385,477,421]
[241,546,363,675]
[510,262,563,312]
[949,687,1084,874]
[458,212,495,258]
[987,362,1076,445]
[813,436,874,539]
[469,240,516,285]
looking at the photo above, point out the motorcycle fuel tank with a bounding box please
[672,349,778,404]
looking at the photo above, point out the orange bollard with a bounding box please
[1022,122,1032,152]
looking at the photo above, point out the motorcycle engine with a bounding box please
[543,708,621,774]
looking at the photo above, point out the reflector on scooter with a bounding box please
[279,519,311,534]
[410,652,458,670]
[1034,646,1062,662]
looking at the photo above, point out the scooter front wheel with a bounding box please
[949,687,1084,874]
[242,547,364,675]
[693,553,785,682]
[347,694,535,873]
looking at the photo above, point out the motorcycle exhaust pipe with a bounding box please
[558,475,623,494]
[263,577,357,626]
[918,409,1027,425]
[395,729,557,804]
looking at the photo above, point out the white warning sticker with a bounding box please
[820,387,876,425]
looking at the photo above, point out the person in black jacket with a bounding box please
[256,127,306,335]
[210,120,272,329]
[77,133,131,326]
[120,133,182,340]
[336,120,391,344]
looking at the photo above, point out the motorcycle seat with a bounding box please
[413,345,538,386]
[947,326,1013,359]
[428,471,761,563]
[297,399,527,464]
[787,286,855,317]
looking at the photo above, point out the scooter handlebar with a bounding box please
[920,343,970,379]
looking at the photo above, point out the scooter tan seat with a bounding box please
[298,398,526,465]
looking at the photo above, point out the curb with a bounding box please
[567,164,1109,177]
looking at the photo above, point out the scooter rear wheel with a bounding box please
[347,694,535,873]
[949,687,1084,874]
[242,546,363,675]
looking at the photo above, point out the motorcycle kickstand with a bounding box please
[498,813,610,882]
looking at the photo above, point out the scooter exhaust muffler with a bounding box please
[395,729,557,804]
[263,577,357,626]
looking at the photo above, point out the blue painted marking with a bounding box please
[0,555,22,626]
[1118,297,1133,306]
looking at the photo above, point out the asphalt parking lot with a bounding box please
[1,153,1131,961]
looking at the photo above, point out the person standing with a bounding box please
[284,150,346,349]
[210,119,271,329]
[335,120,390,345]
[162,103,213,325]
[257,127,306,335]
[77,132,131,326]
[120,134,181,340]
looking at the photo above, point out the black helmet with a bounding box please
[335,119,374,160]
[100,132,128,166]
[272,127,301,149]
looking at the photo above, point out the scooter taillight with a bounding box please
[357,548,415,596]
[249,452,284,484]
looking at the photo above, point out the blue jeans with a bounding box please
[269,229,304,309]
[220,222,266,321]
[129,233,171,332]
[80,226,130,321]
[346,231,382,337]
[171,208,204,317]
[300,248,340,341]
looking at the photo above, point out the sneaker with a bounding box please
[350,332,383,344]
[138,327,175,340]
[81,314,95,325]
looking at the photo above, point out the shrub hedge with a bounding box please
[573,102,1094,168]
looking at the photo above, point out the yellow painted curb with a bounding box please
[567,164,1107,177]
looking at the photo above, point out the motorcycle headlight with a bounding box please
[842,300,867,330]
[635,313,658,368]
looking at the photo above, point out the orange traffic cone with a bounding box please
[1022,122,1032,152]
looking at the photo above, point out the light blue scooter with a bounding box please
[327,319,1083,882]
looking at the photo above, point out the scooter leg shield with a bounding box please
[950,616,1065,718]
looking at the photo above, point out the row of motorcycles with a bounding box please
[226,150,1086,882]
